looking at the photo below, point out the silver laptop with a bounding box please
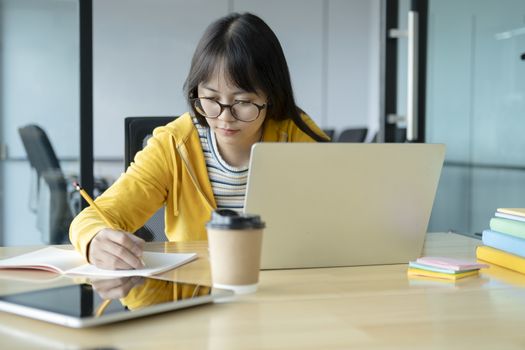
[244,143,445,269]
[0,277,232,328]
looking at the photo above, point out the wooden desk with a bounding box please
[1,232,525,349]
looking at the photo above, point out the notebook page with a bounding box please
[66,251,197,277]
[0,247,85,274]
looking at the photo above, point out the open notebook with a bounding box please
[0,247,196,277]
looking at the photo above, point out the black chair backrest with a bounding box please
[18,124,72,244]
[124,116,177,169]
[18,125,63,178]
[336,128,368,143]
[124,116,177,242]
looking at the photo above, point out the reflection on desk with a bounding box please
[0,277,214,328]
[0,233,525,349]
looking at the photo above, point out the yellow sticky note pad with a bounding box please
[407,267,479,280]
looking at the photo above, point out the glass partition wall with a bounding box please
[0,0,80,245]
[426,0,525,236]
[386,0,525,236]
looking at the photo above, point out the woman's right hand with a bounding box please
[88,229,145,270]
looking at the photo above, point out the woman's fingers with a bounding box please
[89,229,145,270]
[100,233,144,269]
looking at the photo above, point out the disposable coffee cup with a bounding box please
[207,209,265,294]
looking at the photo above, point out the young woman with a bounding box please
[70,12,329,270]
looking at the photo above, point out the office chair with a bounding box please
[125,116,177,242]
[18,124,74,244]
[336,128,368,143]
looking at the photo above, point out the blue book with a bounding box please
[482,229,525,258]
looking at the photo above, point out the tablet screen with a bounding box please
[0,277,231,327]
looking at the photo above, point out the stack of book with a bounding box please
[407,256,487,280]
[477,208,525,274]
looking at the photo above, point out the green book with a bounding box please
[407,267,479,280]
[490,217,525,239]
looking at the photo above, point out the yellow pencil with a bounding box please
[73,182,114,228]
[95,299,112,317]
[74,182,145,318]
[73,182,145,267]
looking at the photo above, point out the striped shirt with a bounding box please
[193,118,248,212]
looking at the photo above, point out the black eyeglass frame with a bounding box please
[191,97,267,122]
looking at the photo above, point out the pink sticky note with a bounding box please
[416,256,489,271]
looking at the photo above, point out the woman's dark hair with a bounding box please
[183,12,328,142]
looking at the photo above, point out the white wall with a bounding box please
[328,0,380,139]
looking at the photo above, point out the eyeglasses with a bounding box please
[191,97,267,122]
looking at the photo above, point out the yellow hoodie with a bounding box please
[69,112,327,259]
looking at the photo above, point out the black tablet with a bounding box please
[0,277,232,328]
